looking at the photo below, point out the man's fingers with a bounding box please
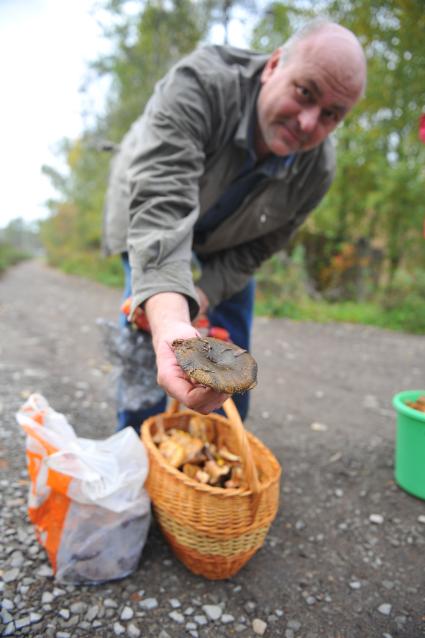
[161,372,229,414]
[184,385,230,414]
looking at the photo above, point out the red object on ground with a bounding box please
[419,114,425,144]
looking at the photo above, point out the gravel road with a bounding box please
[1,260,424,638]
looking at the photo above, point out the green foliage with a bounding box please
[309,0,425,282]
[0,218,42,273]
[256,257,425,334]
[0,242,31,274]
[256,294,425,335]
[251,2,292,51]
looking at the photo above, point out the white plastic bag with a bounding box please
[16,393,151,584]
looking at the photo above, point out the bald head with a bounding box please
[281,20,367,102]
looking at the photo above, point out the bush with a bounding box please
[0,242,31,274]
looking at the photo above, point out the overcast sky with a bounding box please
[0,0,111,227]
[0,0,249,229]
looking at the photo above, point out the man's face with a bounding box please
[255,33,365,158]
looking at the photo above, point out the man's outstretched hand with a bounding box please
[144,292,229,414]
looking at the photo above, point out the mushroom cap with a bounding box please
[172,337,257,394]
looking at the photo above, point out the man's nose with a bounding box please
[298,105,321,133]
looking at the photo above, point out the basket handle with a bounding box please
[167,397,261,495]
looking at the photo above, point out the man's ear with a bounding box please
[260,47,283,83]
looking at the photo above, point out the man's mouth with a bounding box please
[277,122,308,148]
[283,125,300,144]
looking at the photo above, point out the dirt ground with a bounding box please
[0,260,424,638]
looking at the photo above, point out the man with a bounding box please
[103,18,367,431]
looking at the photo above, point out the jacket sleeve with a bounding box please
[126,56,225,320]
[196,166,335,308]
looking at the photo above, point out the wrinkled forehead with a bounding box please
[294,31,366,101]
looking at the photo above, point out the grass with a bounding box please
[0,243,31,274]
[255,294,425,335]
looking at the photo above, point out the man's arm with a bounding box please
[145,291,229,414]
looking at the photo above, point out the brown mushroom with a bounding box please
[172,337,257,394]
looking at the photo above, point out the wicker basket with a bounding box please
[141,398,281,579]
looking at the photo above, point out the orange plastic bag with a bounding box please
[16,394,151,584]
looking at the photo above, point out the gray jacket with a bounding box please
[103,45,336,318]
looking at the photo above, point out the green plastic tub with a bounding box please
[392,390,425,500]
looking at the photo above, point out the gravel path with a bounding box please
[0,260,424,638]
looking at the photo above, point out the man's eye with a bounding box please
[322,109,339,123]
[295,85,311,99]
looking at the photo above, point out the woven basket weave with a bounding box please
[141,398,281,579]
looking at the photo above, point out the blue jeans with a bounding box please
[117,253,255,432]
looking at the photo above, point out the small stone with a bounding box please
[253,618,267,635]
[15,616,31,629]
[86,605,99,621]
[221,614,235,624]
[1,609,13,624]
[120,606,133,621]
[104,598,118,608]
[202,604,222,621]
[59,609,70,620]
[3,623,15,637]
[67,615,80,627]
[349,581,361,590]
[53,588,66,597]
[56,633,71,638]
[305,596,316,605]
[369,514,384,525]
[113,622,126,635]
[139,598,158,610]
[42,592,54,604]
[70,602,87,615]
[418,515,425,524]
[169,611,185,623]
[37,564,54,577]
[170,598,181,608]
[287,620,301,630]
[310,422,328,432]
[2,599,14,611]
[194,614,208,625]
[30,612,42,624]
[127,623,141,638]
[158,631,172,638]
[3,568,20,583]
[363,394,379,409]
[275,610,284,617]
[10,550,24,567]
[245,601,257,613]
[378,603,392,616]
[185,622,197,630]
[184,607,194,615]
